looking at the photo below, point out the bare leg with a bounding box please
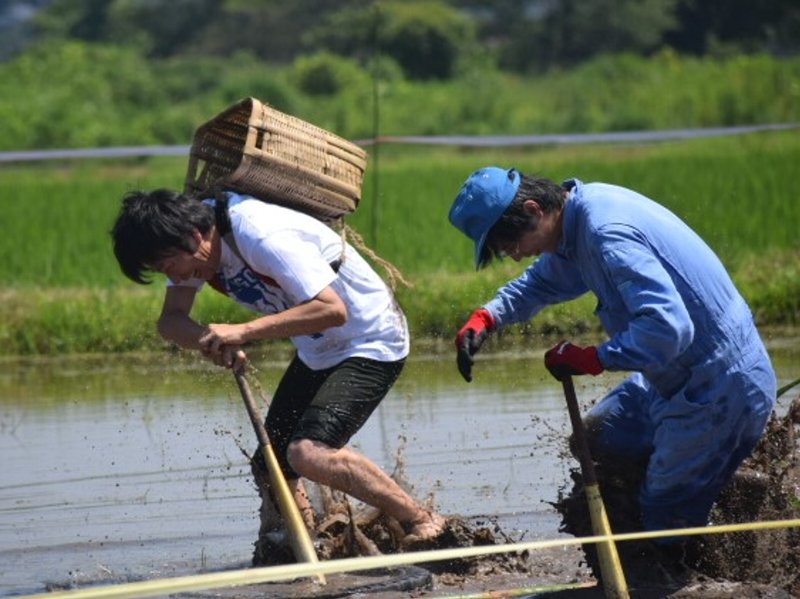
[288,478,316,530]
[287,439,445,540]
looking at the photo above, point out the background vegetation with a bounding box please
[2,130,798,355]
[1,1,799,150]
[0,0,798,356]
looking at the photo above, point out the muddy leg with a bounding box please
[250,452,294,566]
[288,478,317,530]
[287,438,445,542]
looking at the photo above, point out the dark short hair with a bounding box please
[479,173,566,267]
[110,189,215,284]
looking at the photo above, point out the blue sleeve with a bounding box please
[484,254,588,328]
[595,226,694,371]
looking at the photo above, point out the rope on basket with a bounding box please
[342,223,413,291]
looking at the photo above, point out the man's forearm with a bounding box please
[158,312,207,350]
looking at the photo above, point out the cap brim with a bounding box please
[473,229,491,270]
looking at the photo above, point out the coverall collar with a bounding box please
[556,178,583,260]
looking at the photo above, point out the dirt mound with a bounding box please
[692,396,800,594]
[554,397,800,597]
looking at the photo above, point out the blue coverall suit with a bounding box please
[484,179,776,532]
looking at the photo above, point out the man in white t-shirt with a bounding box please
[111,189,444,544]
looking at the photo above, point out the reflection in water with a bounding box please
[0,339,797,595]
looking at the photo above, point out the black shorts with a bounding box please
[264,354,405,479]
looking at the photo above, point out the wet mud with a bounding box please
[554,396,800,598]
[215,397,799,598]
[247,455,541,594]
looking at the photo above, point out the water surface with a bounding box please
[1,338,797,595]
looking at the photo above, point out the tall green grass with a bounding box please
[1,130,798,354]
[0,160,185,287]
[355,130,800,273]
[2,130,798,287]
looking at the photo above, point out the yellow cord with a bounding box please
[15,518,800,599]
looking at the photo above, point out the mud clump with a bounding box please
[693,396,800,594]
[555,397,800,597]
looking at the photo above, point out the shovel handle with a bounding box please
[562,376,598,486]
[233,368,325,584]
[561,375,629,599]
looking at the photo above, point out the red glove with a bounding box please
[455,308,495,382]
[544,341,603,381]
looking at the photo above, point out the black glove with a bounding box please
[455,308,494,382]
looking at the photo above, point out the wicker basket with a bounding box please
[184,97,367,223]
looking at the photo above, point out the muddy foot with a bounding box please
[402,512,447,546]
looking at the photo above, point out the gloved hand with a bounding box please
[455,308,495,382]
[544,340,604,381]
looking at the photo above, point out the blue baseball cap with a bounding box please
[448,167,521,269]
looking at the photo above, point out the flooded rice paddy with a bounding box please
[1,336,798,596]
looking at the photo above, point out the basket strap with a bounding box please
[212,195,340,295]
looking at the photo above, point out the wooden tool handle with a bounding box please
[234,369,325,585]
[561,376,629,599]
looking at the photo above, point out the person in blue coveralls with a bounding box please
[448,166,776,539]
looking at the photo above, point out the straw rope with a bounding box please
[342,222,413,291]
[14,518,800,599]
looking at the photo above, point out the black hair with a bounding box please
[110,189,215,284]
[478,172,566,268]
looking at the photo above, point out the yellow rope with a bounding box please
[15,518,800,599]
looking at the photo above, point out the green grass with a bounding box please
[0,159,185,287]
[1,129,798,355]
[353,129,800,274]
[3,129,798,287]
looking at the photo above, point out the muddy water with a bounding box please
[1,337,798,596]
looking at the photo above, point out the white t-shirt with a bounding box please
[170,194,409,370]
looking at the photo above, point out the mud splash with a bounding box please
[248,449,531,581]
[555,396,800,598]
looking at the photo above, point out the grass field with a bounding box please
[1,129,798,354]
